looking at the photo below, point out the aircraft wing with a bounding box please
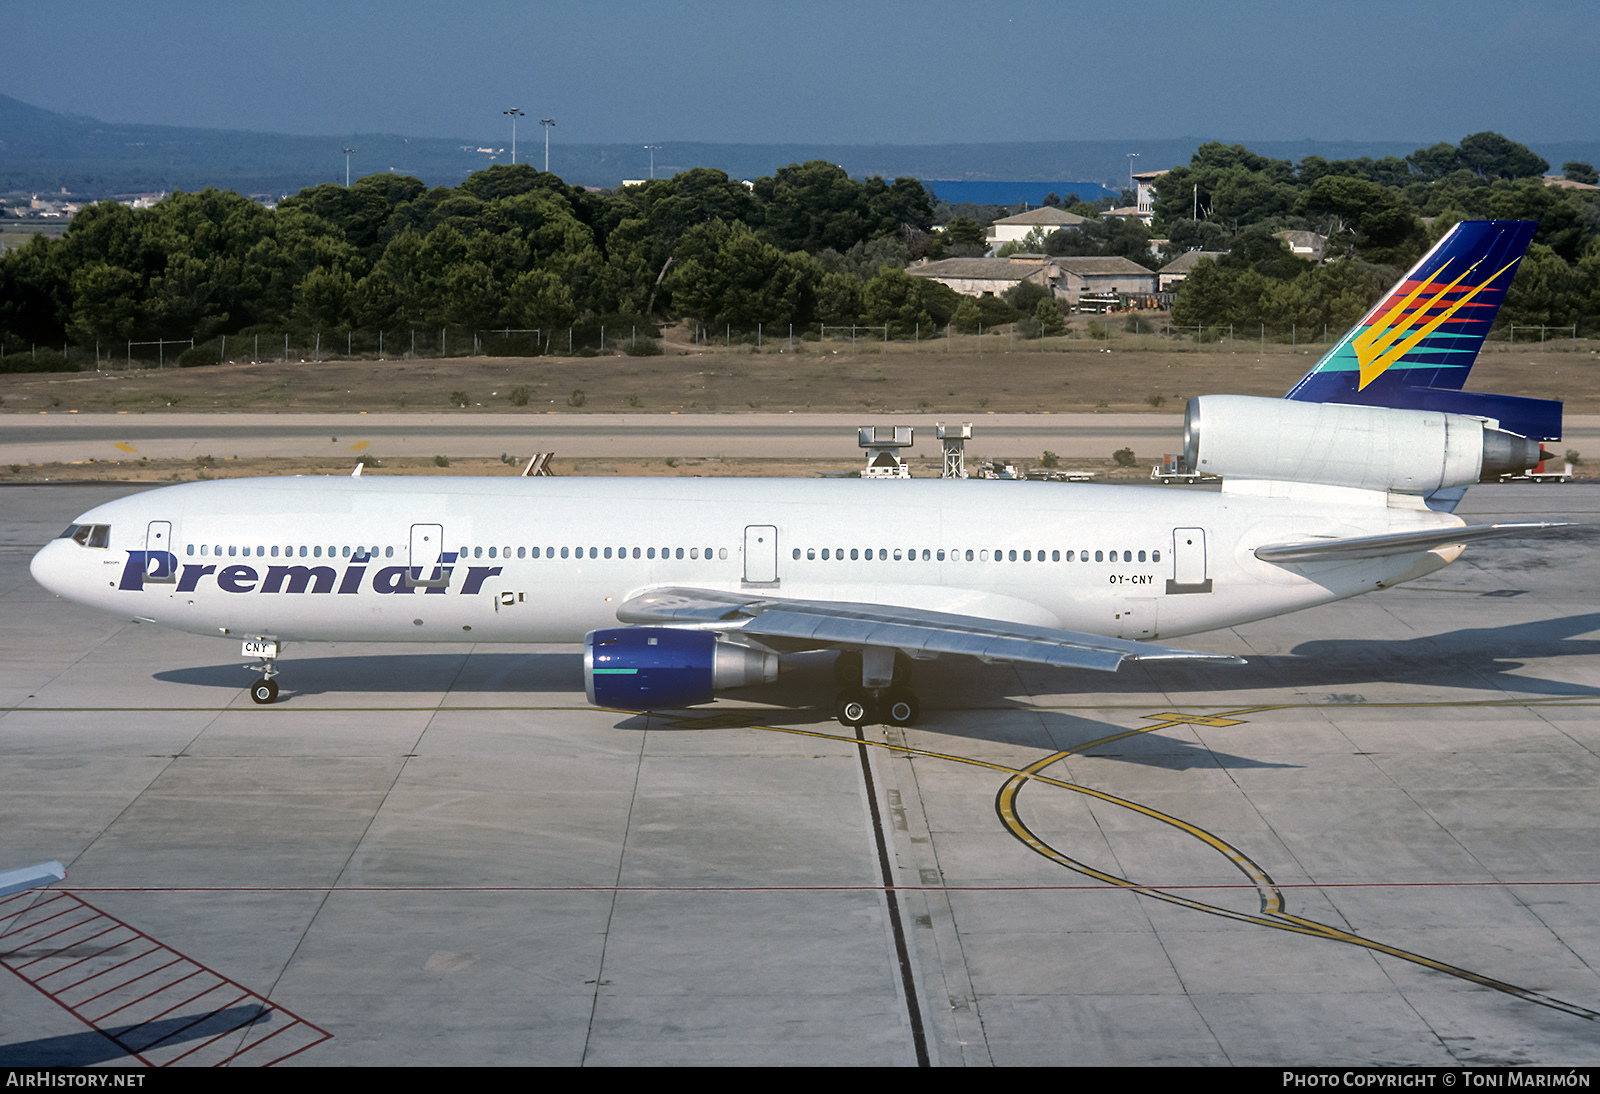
[1254,522,1573,563]
[616,587,1245,673]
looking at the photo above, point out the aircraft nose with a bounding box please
[30,539,76,599]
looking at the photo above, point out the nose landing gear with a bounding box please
[246,646,281,705]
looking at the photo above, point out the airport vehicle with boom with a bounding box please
[31,221,1566,727]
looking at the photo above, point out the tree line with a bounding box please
[3,133,1598,369]
[0,161,978,357]
[1153,135,1600,333]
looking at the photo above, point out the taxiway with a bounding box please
[2,481,1598,1065]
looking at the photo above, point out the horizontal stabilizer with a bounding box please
[1344,387,1561,443]
[1254,522,1572,563]
[618,587,1245,674]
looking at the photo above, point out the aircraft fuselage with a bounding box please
[31,475,1463,647]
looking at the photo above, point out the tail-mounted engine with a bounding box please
[584,627,778,709]
[1183,395,1546,494]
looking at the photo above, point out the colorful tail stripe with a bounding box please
[1287,220,1536,402]
[1286,220,1558,440]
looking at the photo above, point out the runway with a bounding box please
[4,412,1598,467]
[0,410,1341,466]
[2,480,1599,1065]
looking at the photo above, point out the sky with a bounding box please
[6,0,1598,147]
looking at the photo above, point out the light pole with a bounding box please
[541,117,555,173]
[503,108,524,164]
[644,144,659,179]
[343,148,353,186]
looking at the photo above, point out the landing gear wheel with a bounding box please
[250,678,279,705]
[883,688,920,727]
[835,689,873,728]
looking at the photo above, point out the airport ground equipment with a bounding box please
[976,461,1024,479]
[1151,454,1217,485]
[1026,468,1096,481]
[1499,458,1573,484]
[937,422,972,479]
[860,425,914,478]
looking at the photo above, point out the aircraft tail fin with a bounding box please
[1285,220,1559,442]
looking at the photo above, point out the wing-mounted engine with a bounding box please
[584,627,777,710]
[1182,394,1547,494]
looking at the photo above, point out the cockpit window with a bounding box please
[60,524,111,548]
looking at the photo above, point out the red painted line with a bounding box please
[8,921,113,971]
[231,1017,329,1067]
[30,927,141,980]
[0,892,73,934]
[230,1015,294,1059]
[6,905,104,945]
[118,980,235,1043]
[81,959,195,1017]
[3,892,333,1067]
[161,994,262,1065]
[3,908,102,957]
[45,937,159,989]
[150,991,252,1060]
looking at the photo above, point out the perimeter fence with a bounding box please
[1,318,1594,373]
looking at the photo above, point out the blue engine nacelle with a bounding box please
[584,628,778,709]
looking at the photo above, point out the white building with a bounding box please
[908,254,1157,306]
[1046,255,1158,303]
[1272,230,1326,262]
[1132,169,1167,221]
[1156,250,1227,291]
[985,207,1087,254]
[907,256,1053,298]
[1103,169,1170,225]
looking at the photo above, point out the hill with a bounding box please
[8,93,1599,201]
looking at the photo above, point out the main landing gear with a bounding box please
[834,686,919,729]
[832,650,921,728]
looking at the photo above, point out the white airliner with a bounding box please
[30,221,1566,726]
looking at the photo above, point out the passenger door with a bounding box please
[408,523,449,587]
[1167,527,1212,594]
[144,521,176,583]
[744,525,778,585]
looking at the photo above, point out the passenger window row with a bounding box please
[791,547,1163,563]
[181,542,733,563]
[171,539,1158,565]
[189,544,392,560]
[461,545,729,561]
